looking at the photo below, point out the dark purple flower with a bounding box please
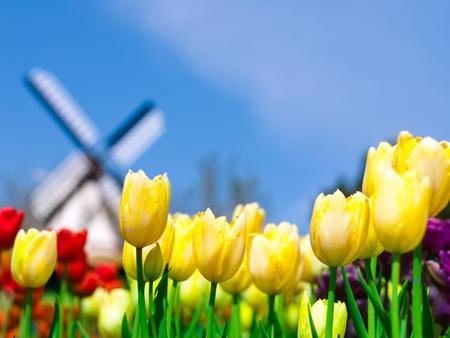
[423,218,450,254]
[428,286,450,330]
[426,250,450,289]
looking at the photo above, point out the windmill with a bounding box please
[26,68,166,263]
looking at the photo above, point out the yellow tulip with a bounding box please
[372,168,431,253]
[123,241,159,281]
[281,240,303,294]
[391,131,450,216]
[242,283,268,316]
[193,208,246,283]
[11,228,57,288]
[233,202,265,234]
[166,214,196,282]
[179,270,209,310]
[98,289,134,338]
[357,200,384,259]
[248,222,299,295]
[298,235,326,283]
[362,141,394,197]
[81,288,109,319]
[144,243,163,282]
[310,190,369,267]
[221,256,252,294]
[158,214,175,266]
[298,296,347,338]
[119,170,170,248]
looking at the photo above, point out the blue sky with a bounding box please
[1,1,450,232]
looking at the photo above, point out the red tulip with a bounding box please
[57,228,87,263]
[72,271,99,297]
[0,207,24,249]
[56,252,88,283]
[94,263,118,282]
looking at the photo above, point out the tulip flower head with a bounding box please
[362,142,395,197]
[298,235,326,283]
[0,207,24,249]
[357,200,384,259]
[221,256,252,294]
[310,190,369,267]
[56,228,87,263]
[98,288,134,338]
[372,167,431,253]
[248,222,300,295]
[179,270,209,310]
[143,243,163,282]
[123,241,160,281]
[193,208,246,283]
[233,202,265,234]
[119,170,170,248]
[391,131,450,216]
[298,296,347,338]
[81,287,109,319]
[11,228,57,288]
[165,213,197,282]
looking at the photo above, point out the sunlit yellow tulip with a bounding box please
[357,200,384,259]
[298,235,326,283]
[362,141,394,197]
[242,283,268,316]
[310,190,369,267]
[81,288,108,319]
[193,208,246,283]
[298,296,347,338]
[11,228,57,288]
[372,168,431,253]
[391,131,450,216]
[165,214,196,281]
[98,289,134,338]
[248,222,299,294]
[282,240,303,294]
[158,214,175,266]
[221,257,252,294]
[144,243,163,282]
[123,241,158,281]
[179,270,209,310]
[119,170,170,248]
[233,202,265,234]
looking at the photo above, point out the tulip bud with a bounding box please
[193,209,246,283]
[221,257,252,294]
[98,288,134,338]
[310,190,369,267]
[119,170,170,248]
[81,287,108,319]
[122,241,158,281]
[372,168,431,253]
[298,296,347,338]
[362,142,394,197]
[391,131,450,216]
[248,222,299,295]
[357,200,384,259]
[0,207,24,249]
[233,202,265,234]
[56,228,87,263]
[298,235,326,283]
[144,243,163,282]
[11,228,57,288]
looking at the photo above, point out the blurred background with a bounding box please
[1,1,450,235]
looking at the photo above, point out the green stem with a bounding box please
[325,266,337,338]
[148,282,157,338]
[231,294,241,337]
[390,253,401,338]
[21,288,33,338]
[267,294,275,336]
[412,245,422,338]
[206,282,217,338]
[175,284,181,338]
[167,280,178,338]
[1,295,12,338]
[136,247,150,338]
[276,293,284,334]
[365,258,376,338]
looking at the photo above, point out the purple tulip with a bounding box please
[423,218,450,254]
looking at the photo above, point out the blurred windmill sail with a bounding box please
[26,68,166,263]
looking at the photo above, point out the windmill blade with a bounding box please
[108,104,165,167]
[98,174,122,216]
[26,68,100,148]
[31,151,92,222]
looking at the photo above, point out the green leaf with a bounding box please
[185,300,203,338]
[400,290,409,338]
[397,280,409,310]
[48,299,60,338]
[357,268,390,333]
[75,321,90,338]
[155,264,170,332]
[341,267,369,338]
[222,322,228,338]
[258,321,270,338]
[422,285,434,338]
[307,304,319,338]
[122,313,132,338]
